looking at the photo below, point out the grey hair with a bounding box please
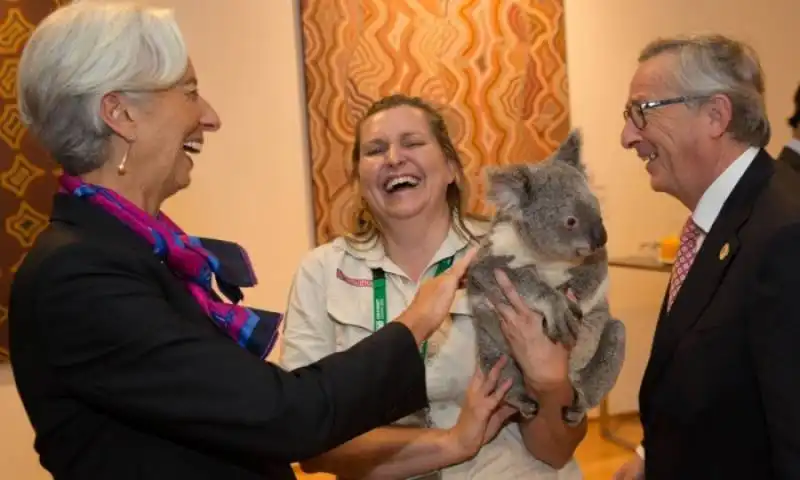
[638,34,770,147]
[18,0,189,175]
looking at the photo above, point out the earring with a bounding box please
[117,151,128,175]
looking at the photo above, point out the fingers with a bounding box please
[491,378,513,403]
[448,247,478,280]
[492,269,528,316]
[486,404,517,431]
[496,404,517,422]
[481,355,507,395]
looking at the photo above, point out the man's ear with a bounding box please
[99,92,136,142]
[704,93,734,138]
[552,128,586,174]
[486,165,527,211]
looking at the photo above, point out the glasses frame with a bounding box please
[623,95,707,129]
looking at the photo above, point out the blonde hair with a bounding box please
[345,94,487,247]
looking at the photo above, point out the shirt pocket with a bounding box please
[325,279,375,352]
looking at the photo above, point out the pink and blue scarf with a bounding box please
[59,174,281,360]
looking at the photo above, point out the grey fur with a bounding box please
[466,129,626,424]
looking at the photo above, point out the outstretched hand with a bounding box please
[398,247,478,345]
[448,355,516,458]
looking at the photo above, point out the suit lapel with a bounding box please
[640,151,774,407]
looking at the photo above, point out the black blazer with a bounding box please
[777,145,800,172]
[639,149,800,479]
[9,193,428,480]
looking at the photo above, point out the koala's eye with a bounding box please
[565,216,578,229]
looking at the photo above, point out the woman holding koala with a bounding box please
[280,94,587,479]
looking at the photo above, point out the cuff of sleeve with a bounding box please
[635,444,645,460]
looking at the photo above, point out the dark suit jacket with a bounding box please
[777,145,800,172]
[9,193,428,480]
[639,149,800,479]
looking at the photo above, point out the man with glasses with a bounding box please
[776,84,800,170]
[613,35,800,480]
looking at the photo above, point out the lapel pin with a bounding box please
[719,242,730,260]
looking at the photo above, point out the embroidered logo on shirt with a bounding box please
[336,268,372,287]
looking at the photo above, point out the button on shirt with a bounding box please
[279,219,582,479]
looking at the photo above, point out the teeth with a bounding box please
[183,141,202,154]
[385,175,420,191]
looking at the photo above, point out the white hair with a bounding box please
[638,34,770,148]
[18,0,189,174]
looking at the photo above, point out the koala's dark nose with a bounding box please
[591,222,608,249]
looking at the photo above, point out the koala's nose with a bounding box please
[591,222,608,249]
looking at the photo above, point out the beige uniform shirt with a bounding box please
[279,221,582,479]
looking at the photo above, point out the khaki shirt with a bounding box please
[279,220,582,479]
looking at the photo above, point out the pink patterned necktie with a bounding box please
[667,217,703,311]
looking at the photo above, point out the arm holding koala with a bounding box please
[492,270,588,469]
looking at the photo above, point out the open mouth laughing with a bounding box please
[183,140,203,154]
[383,174,421,194]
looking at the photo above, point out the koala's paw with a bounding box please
[567,297,584,321]
[543,298,581,347]
[506,393,539,419]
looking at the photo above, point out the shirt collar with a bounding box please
[787,138,800,155]
[692,146,759,233]
[340,216,483,275]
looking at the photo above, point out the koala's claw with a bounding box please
[567,298,583,320]
[507,393,539,419]
[542,298,581,347]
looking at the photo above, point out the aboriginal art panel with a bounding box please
[0,1,65,361]
[299,0,571,245]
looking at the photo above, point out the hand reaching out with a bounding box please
[447,356,516,459]
[397,247,478,345]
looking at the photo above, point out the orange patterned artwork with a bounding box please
[299,0,571,245]
[0,1,62,361]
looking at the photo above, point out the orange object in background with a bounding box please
[659,235,680,264]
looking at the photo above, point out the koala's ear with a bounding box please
[485,165,527,210]
[553,129,586,174]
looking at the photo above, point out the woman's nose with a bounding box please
[200,97,222,132]
[386,145,403,165]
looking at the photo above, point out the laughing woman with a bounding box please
[280,94,588,479]
[7,3,486,479]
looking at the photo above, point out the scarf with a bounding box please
[59,174,281,359]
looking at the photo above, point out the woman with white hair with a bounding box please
[7,2,512,479]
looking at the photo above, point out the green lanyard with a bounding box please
[371,255,455,359]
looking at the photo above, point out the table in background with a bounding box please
[598,256,672,451]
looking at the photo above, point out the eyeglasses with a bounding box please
[623,95,707,129]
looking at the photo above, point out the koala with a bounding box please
[465,129,625,424]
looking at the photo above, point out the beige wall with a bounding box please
[2,0,799,477]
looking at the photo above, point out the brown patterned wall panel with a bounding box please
[0,1,64,361]
[299,0,571,245]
